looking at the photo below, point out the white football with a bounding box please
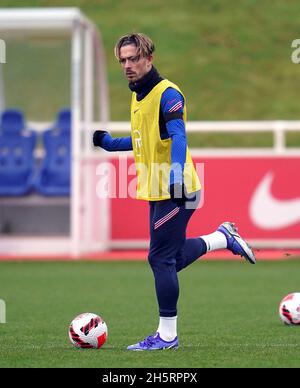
[279,293,300,325]
[69,312,107,348]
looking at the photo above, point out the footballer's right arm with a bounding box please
[93,130,133,152]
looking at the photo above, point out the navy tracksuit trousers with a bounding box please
[148,191,207,317]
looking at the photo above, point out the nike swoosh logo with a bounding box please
[249,172,300,229]
[133,109,139,114]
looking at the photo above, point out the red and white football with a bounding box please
[69,312,107,348]
[279,293,300,325]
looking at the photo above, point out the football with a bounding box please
[69,312,108,348]
[279,293,300,325]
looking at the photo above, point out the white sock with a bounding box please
[200,231,227,252]
[157,316,177,342]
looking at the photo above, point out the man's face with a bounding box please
[119,44,153,83]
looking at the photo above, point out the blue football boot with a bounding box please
[218,222,256,264]
[127,333,178,351]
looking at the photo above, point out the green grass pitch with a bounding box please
[0,259,300,368]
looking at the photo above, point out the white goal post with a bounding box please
[0,8,110,258]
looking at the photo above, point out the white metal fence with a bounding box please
[30,120,300,154]
[106,120,300,154]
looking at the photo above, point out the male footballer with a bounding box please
[93,33,256,351]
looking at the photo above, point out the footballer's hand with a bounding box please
[93,130,109,147]
[169,182,187,206]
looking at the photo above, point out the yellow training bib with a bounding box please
[131,79,201,201]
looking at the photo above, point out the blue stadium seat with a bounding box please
[35,108,71,196]
[1,109,25,133]
[0,109,36,196]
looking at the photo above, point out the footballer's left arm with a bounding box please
[161,88,187,192]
